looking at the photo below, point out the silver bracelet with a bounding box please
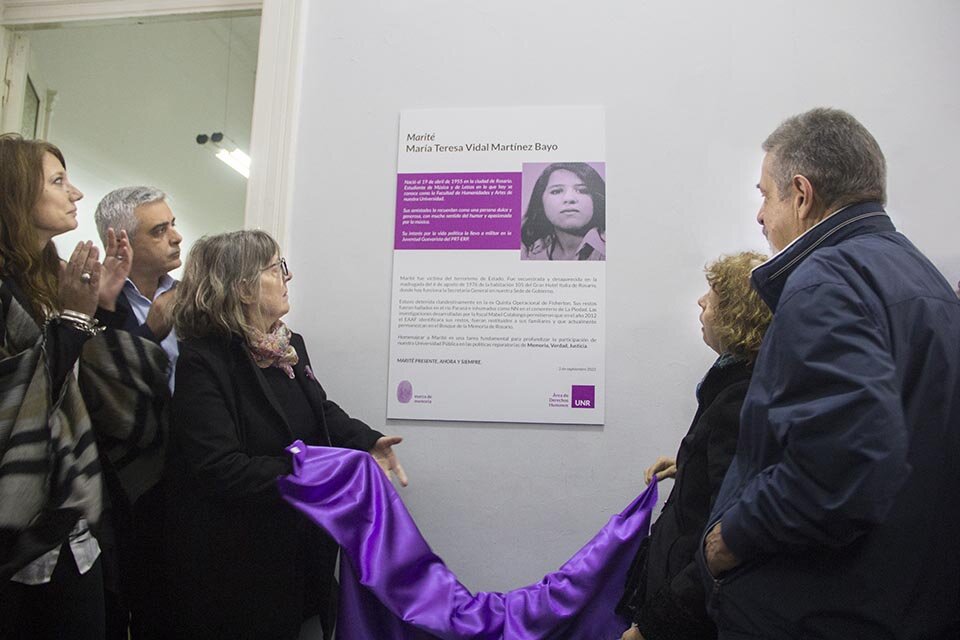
[60,308,95,324]
[57,309,104,336]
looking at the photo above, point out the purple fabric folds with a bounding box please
[278,441,658,640]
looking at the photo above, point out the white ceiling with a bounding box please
[23,12,260,268]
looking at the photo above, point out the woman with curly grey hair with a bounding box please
[618,251,772,640]
[164,229,407,639]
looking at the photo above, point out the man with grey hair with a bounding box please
[701,108,960,638]
[95,186,181,378]
[94,186,182,640]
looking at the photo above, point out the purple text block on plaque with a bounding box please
[395,172,522,250]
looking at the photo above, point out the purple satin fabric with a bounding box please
[278,441,657,640]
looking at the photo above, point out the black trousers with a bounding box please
[0,543,106,640]
[102,483,167,640]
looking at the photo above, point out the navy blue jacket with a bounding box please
[702,202,960,639]
[96,288,161,343]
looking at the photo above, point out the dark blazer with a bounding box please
[619,357,751,640]
[95,288,160,343]
[91,289,171,637]
[164,332,383,640]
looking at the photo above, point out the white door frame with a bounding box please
[0,0,300,245]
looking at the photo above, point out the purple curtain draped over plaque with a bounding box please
[278,442,658,640]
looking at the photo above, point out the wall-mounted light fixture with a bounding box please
[195,18,251,179]
[196,131,250,178]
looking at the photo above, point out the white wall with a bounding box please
[285,0,960,591]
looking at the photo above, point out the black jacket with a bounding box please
[619,356,751,640]
[164,332,383,639]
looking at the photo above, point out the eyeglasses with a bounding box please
[262,257,289,277]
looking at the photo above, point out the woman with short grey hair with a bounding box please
[165,229,407,639]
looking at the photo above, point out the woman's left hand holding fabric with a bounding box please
[644,456,677,484]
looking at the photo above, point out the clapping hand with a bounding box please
[59,241,101,316]
[98,228,133,311]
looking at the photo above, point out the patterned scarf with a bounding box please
[247,322,299,379]
[1,280,102,579]
[0,277,173,579]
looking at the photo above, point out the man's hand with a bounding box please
[98,228,133,311]
[621,625,644,640]
[644,456,677,484]
[145,285,177,340]
[704,521,740,577]
[369,435,408,486]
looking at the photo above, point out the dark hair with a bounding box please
[763,108,886,211]
[521,162,606,249]
[0,133,67,319]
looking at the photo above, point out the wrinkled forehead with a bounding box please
[757,153,779,187]
[134,199,174,226]
[760,152,776,176]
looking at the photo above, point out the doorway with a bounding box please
[2,0,302,251]
[1,12,260,264]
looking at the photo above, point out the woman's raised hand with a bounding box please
[98,228,133,311]
[59,240,101,316]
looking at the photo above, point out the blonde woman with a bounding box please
[618,252,772,640]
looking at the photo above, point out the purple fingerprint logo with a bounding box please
[571,385,595,409]
[397,380,413,403]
